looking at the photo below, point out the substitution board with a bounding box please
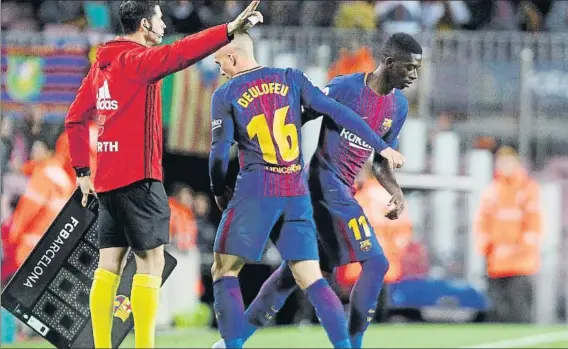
[1,190,178,348]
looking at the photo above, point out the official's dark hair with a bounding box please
[380,33,422,62]
[118,0,161,35]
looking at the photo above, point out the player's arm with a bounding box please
[372,152,401,193]
[208,89,235,211]
[122,24,230,83]
[300,82,343,125]
[295,71,403,168]
[372,152,403,220]
[301,106,321,125]
[372,97,408,219]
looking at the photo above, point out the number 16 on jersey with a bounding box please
[247,105,299,164]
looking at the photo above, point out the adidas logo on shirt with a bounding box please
[96,80,118,110]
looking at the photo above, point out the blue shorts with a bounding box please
[309,176,385,273]
[214,195,319,262]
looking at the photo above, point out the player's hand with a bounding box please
[384,191,404,220]
[227,0,263,35]
[77,176,97,207]
[215,186,234,212]
[379,147,405,170]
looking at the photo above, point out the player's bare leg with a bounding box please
[288,260,323,290]
[211,252,246,281]
[129,244,166,348]
[211,252,247,349]
[91,247,128,348]
[288,260,352,348]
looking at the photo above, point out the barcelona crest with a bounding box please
[113,295,132,322]
[380,118,393,133]
[359,239,372,252]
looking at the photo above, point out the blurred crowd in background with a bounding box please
[2,0,568,34]
[1,1,568,339]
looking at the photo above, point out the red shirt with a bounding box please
[65,24,230,192]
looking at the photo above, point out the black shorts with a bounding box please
[98,179,170,251]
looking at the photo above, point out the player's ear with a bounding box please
[385,57,395,68]
[228,54,236,67]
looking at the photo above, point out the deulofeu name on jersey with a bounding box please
[96,99,118,111]
[237,82,289,108]
[98,141,119,152]
[340,128,372,151]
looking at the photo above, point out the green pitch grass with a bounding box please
[4,324,568,348]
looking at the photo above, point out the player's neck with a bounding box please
[234,59,261,75]
[366,69,392,96]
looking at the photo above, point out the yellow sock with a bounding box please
[131,274,161,348]
[90,268,120,349]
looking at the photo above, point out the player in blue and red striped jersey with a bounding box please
[213,33,422,349]
[208,33,405,349]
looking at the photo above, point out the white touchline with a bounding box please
[460,331,568,349]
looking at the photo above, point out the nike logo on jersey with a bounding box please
[96,80,118,110]
[340,128,372,151]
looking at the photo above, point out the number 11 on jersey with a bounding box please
[348,215,372,241]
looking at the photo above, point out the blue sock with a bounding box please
[351,333,364,349]
[243,262,298,342]
[213,277,244,349]
[348,255,389,348]
[306,278,351,348]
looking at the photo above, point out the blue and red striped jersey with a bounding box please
[310,73,408,189]
[209,67,392,198]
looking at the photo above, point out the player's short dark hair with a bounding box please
[118,0,161,35]
[380,33,423,62]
